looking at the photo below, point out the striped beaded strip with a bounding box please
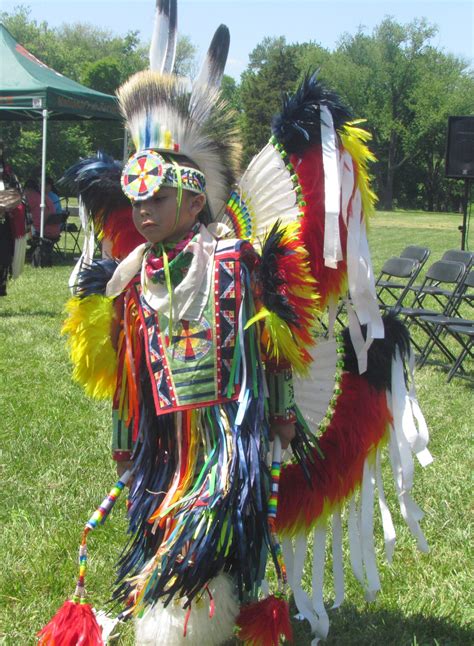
[72,472,131,602]
[268,437,287,585]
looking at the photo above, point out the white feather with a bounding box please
[135,573,238,646]
[293,339,338,432]
[236,143,300,241]
[149,1,170,73]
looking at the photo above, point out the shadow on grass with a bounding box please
[290,602,473,645]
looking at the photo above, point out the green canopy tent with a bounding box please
[0,23,125,239]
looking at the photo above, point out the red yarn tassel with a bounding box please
[237,595,293,646]
[37,600,104,646]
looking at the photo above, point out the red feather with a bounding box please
[37,600,104,646]
[292,146,348,309]
[101,206,146,260]
[237,595,293,646]
[277,373,392,535]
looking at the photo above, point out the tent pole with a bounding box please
[123,127,129,162]
[39,108,49,239]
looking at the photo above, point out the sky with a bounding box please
[2,0,473,79]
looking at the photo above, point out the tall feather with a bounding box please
[190,25,230,122]
[162,0,177,74]
[149,0,173,72]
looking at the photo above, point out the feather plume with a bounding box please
[272,71,352,155]
[135,573,238,646]
[237,595,292,646]
[117,71,240,218]
[62,295,118,400]
[37,600,104,646]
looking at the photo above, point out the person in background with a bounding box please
[46,176,62,214]
[0,143,28,296]
[24,179,59,267]
[24,179,59,240]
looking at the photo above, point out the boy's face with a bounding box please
[132,187,205,244]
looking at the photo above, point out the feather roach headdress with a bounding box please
[118,0,240,218]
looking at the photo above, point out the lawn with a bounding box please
[0,210,472,645]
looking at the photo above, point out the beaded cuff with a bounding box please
[267,367,296,422]
[111,409,133,456]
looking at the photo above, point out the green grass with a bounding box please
[0,210,473,645]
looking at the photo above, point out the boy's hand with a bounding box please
[269,420,295,450]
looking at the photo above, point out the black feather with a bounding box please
[259,220,300,326]
[59,152,130,221]
[342,312,411,391]
[205,25,230,86]
[76,259,119,298]
[272,71,353,156]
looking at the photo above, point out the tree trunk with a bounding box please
[381,132,397,210]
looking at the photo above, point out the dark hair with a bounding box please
[24,178,40,192]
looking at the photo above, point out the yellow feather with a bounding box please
[62,295,118,400]
[340,122,378,219]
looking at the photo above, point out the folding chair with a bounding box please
[376,256,420,310]
[399,245,430,267]
[395,259,467,354]
[441,249,474,270]
[446,323,474,382]
[417,270,474,368]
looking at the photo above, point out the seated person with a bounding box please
[46,176,62,214]
[24,179,60,239]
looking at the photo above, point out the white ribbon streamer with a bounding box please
[320,105,343,269]
[375,445,396,563]
[331,510,345,609]
[311,525,329,641]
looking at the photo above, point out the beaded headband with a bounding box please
[121,149,206,202]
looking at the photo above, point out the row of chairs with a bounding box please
[375,247,473,381]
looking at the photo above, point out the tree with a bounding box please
[321,17,473,210]
[240,37,301,163]
[0,8,199,182]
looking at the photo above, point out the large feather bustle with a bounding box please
[277,372,391,536]
[117,71,241,218]
[272,72,353,156]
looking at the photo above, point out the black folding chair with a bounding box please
[395,259,467,354]
[399,245,431,267]
[376,256,420,311]
[417,270,474,369]
[446,323,474,382]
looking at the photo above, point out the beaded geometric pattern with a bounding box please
[121,150,165,201]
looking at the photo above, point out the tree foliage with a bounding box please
[1,8,472,211]
[0,7,196,187]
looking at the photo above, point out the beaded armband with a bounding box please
[267,366,296,423]
[112,409,133,460]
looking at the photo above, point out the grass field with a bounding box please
[0,210,473,645]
